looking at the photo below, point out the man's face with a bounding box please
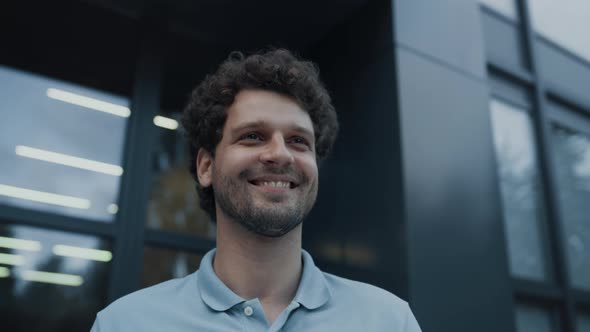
[200,89,319,237]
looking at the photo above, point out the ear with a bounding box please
[196,148,213,188]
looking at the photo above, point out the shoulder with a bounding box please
[105,274,193,311]
[323,272,407,308]
[93,272,200,330]
[322,272,413,325]
[320,272,422,331]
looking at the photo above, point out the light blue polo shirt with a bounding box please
[91,249,421,332]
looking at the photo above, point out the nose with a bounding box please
[259,134,295,166]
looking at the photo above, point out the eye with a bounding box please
[238,132,265,143]
[289,136,311,148]
[240,132,263,141]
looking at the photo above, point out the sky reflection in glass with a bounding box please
[0,66,129,222]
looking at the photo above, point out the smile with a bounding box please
[248,177,299,189]
[254,181,290,188]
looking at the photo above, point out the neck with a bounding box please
[213,211,303,312]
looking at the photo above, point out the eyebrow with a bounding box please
[231,121,315,140]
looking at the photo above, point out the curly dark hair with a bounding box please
[181,48,339,222]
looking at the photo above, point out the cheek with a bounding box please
[300,157,318,183]
[214,149,256,174]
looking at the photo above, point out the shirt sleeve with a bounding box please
[404,304,422,332]
[89,314,101,332]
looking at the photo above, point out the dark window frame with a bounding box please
[0,20,216,306]
[483,0,590,330]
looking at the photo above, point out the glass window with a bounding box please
[578,311,590,332]
[142,246,203,288]
[528,0,590,62]
[489,99,552,281]
[0,66,129,222]
[146,112,215,239]
[515,302,554,332]
[0,224,111,331]
[550,122,590,290]
[480,0,519,21]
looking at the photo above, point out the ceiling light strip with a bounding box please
[20,270,84,287]
[0,253,25,266]
[0,184,91,209]
[0,266,10,278]
[53,244,112,262]
[153,115,179,130]
[107,203,118,214]
[0,236,41,251]
[46,88,130,117]
[15,145,123,176]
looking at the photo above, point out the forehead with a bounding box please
[225,89,314,132]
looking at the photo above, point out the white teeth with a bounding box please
[260,181,290,188]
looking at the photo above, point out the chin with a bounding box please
[249,220,303,238]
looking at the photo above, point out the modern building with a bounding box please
[0,0,589,331]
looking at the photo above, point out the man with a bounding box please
[91,49,421,331]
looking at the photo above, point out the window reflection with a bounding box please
[515,302,554,332]
[142,246,203,288]
[0,66,129,222]
[480,0,519,21]
[0,224,111,331]
[489,99,552,281]
[528,0,590,62]
[550,123,590,290]
[578,311,590,332]
[146,112,215,239]
[316,240,379,269]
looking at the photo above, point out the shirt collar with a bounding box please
[197,248,332,312]
[293,249,332,309]
[197,249,245,311]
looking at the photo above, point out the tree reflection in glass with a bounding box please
[147,114,216,239]
[551,123,590,290]
[489,99,551,282]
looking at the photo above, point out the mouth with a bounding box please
[248,178,299,189]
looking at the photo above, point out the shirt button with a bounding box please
[244,306,254,316]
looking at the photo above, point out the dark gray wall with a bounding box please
[480,8,529,70]
[537,39,590,113]
[305,1,518,331]
[305,0,408,301]
[393,0,514,331]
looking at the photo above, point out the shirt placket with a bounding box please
[267,301,300,332]
[235,299,268,332]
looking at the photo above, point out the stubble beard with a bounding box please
[213,164,318,238]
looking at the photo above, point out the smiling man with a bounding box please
[90,49,421,332]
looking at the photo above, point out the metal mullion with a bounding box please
[545,102,590,138]
[518,0,577,331]
[107,21,164,303]
[513,293,563,332]
[545,86,590,119]
[489,91,530,112]
[513,278,563,302]
[572,290,590,307]
[0,204,114,238]
[480,4,519,27]
[487,60,534,87]
[144,229,215,253]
